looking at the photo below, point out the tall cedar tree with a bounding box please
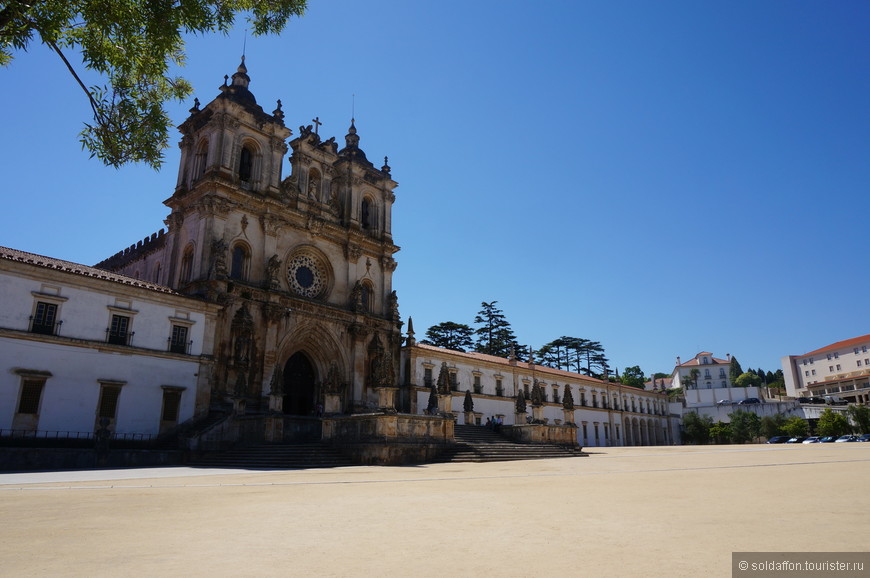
[473,301,520,359]
[421,321,474,352]
[729,356,744,382]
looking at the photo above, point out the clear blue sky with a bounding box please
[1,1,868,377]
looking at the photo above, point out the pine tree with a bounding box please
[729,356,744,382]
[473,301,520,358]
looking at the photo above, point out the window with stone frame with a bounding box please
[230,243,250,281]
[161,388,183,422]
[17,378,45,415]
[30,301,59,335]
[423,366,433,387]
[473,373,482,394]
[448,371,458,391]
[97,384,122,420]
[180,245,194,284]
[495,378,504,397]
[238,145,254,182]
[169,324,190,354]
[107,314,132,345]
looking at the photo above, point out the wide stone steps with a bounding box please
[439,425,585,463]
[191,443,355,470]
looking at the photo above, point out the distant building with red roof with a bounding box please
[780,335,870,402]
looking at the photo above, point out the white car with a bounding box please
[802,436,821,443]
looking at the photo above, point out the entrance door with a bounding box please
[283,352,316,415]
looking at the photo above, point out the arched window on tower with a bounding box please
[361,197,374,231]
[230,243,250,281]
[360,281,373,313]
[239,145,253,183]
[180,245,194,284]
[194,140,209,180]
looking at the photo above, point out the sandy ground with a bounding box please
[1,444,868,577]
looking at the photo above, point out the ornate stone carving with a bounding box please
[265,255,282,289]
[322,362,346,395]
[211,238,228,279]
[562,384,575,410]
[515,392,527,414]
[260,214,284,236]
[306,215,324,236]
[344,244,362,261]
[263,302,285,324]
[381,256,397,272]
[350,281,364,313]
[388,290,400,325]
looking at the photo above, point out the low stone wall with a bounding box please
[322,413,455,465]
[0,447,183,471]
[502,424,579,447]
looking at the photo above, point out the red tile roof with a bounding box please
[800,334,870,358]
[0,246,178,295]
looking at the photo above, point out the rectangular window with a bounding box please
[858,360,863,367]
[863,346,868,353]
[31,302,58,335]
[107,315,131,345]
[423,367,433,386]
[836,364,841,371]
[448,372,458,391]
[495,378,503,396]
[169,324,189,354]
[855,348,860,355]
[17,379,45,414]
[805,371,809,376]
[98,385,122,419]
[161,390,182,422]
[834,352,839,359]
[811,369,816,376]
[829,366,834,372]
[827,354,832,360]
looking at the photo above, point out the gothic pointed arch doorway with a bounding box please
[283,352,317,415]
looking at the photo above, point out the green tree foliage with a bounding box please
[846,404,870,433]
[728,410,761,444]
[734,372,763,388]
[0,1,306,169]
[421,321,474,352]
[816,409,851,437]
[729,356,744,382]
[473,301,520,359]
[535,336,610,377]
[781,416,809,438]
[689,368,700,389]
[653,372,670,379]
[682,412,712,445]
[759,414,787,439]
[710,421,731,444]
[620,365,646,389]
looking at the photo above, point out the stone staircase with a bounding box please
[191,442,355,470]
[438,424,586,463]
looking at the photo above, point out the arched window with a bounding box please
[180,245,194,284]
[361,197,374,231]
[230,244,249,281]
[194,140,209,179]
[360,281,373,313]
[239,145,253,182]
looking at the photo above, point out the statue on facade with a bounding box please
[268,364,284,397]
[265,254,282,289]
[322,362,345,395]
[308,174,319,199]
[426,383,438,415]
[350,281,364,313]
[211,238,228,279]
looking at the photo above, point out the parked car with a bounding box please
[797,397,812,404]
[766,436,790,444]
[786,437,806,443]
[802,436,821,443]
[835,435,858,442]
[809,396,827,404]
[716,399,733,405]
[857,434,870,442]
[819,436,837,443]
[825,395,848,406]
[737,398,761,405]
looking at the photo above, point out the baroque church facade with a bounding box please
[97,58,403,420]
[1,58,672,459]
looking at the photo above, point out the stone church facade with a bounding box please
[97,58,403,422]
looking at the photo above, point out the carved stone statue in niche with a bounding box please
[268,364,284,396]
[367,334,394,388]
[265,254,282,289]
[230,304,254,367]
[211,238,228,279]
[308,174,319,199]
[350,281,364,313]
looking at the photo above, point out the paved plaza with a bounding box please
[1,444,868,577]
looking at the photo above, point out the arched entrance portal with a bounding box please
[283,352,316,415]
